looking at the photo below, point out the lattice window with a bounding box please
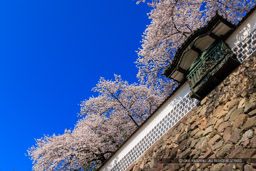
[232,29,256,63]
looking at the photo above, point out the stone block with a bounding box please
[208,135,221,146]
[206,117,218,127]
[233,114,247,129]
[251,154,256,167]
[238,98,246,108]
[190,122,199,130]
[244,164,255,171]
[188,165,196,171]
[201,149,212,158]
[213,106,227,118]
[170,147,179,158]
[178,139,188,152]
[228,145,243,158]
[178,148,191,159]
[249,92,256,103]
[244,102,256,113]
[199,106,207,116]
[238,129,254,145]
[188,115,197,124]
[190,128,200,137]
[223,99,239,111]
[184,163,191,171]
[154,163,164,171]
[242,139,250,147]
[218,122,230,132]
[200,162,211,169]
[189,149,200,158]
[223,127,231,142]
[220,164,233,171]
[250,136,256,148]
[132,166,140,171]
[242,116,256,130]
[229,108,244,121]
[214,118,224,129]
[138,160,146,170]
[229,129,242,143]
[210,163,224,171]
[203,126,214,136]
[177,133,188,144]
[195,137,208,151]
[248,109,256,116]
[164,163,180,171]
[199,117,207,130]
[194,130,204,138]
[216,144,233,158]
[190,139,199,148]
[243,129,254,139]
[206,130,218,139]
[238,149,256,158]
[224,106,237,121]
[234,163,245,170]
[211,140,223,151]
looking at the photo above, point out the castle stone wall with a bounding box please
[127,54,256,171]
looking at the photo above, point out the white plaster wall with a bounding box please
[100,82,190,171]
[226,9,256,48]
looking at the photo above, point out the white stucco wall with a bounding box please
[226,9,256,49]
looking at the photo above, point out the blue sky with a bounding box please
[0,1,150,170]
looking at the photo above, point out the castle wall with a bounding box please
[101,8,256,171]
[127,54,256,171]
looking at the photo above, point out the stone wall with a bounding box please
[127,55,256,171]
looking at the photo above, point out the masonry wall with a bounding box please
[127,55,256,171]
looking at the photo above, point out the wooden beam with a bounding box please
[209,32,219,40]
[191,46,202,55]
[177,67,187,75]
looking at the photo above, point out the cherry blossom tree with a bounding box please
[27,114,133,170]
[80,75,165,126]
[27,75,165,170]
[136,0,255,94]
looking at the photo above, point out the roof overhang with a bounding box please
[163,14,236,82]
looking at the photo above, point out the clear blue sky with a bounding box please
[0,1,150,170]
